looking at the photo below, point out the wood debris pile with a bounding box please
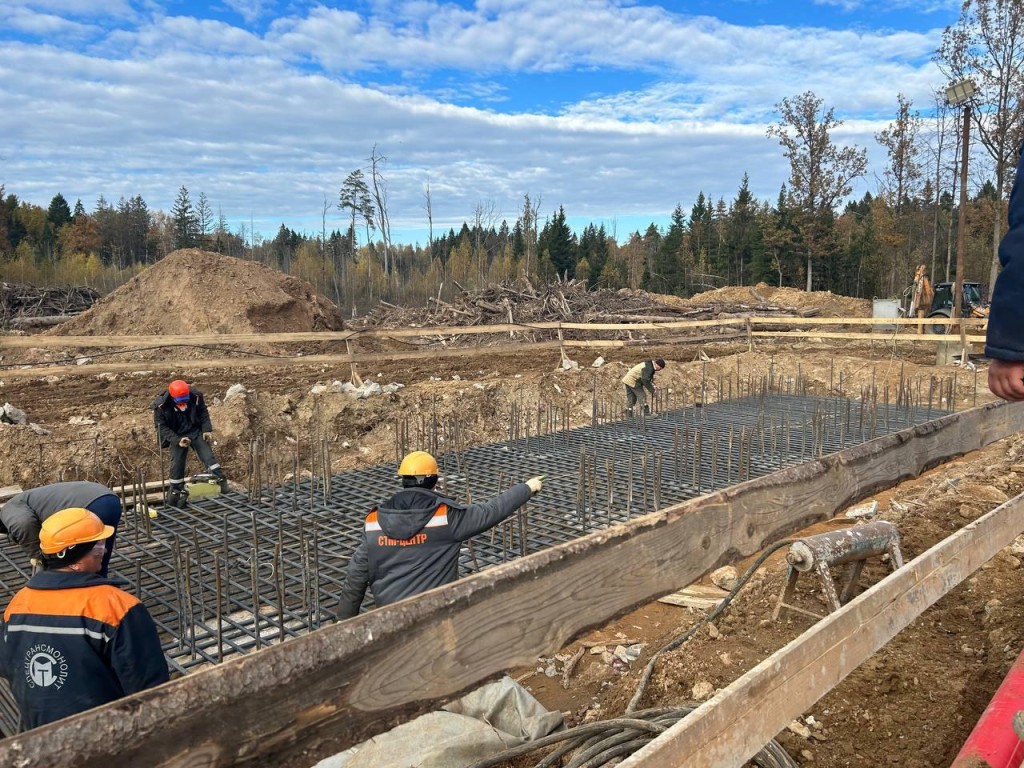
[1,283,101,329]
[352,278,816,331]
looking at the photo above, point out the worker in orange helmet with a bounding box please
[150,379,226,507]
[337,450,544,619]
[0,508,168,730]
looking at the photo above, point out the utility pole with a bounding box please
[946,79,976,361]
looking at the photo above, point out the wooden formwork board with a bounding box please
[620,492,1024,768]
[1,401,1022,768]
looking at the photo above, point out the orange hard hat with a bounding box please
[398,450,438,477]
[168,380,190,400]
[39,508,114,555]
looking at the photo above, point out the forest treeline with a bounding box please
[0,165,1003,316]
[1,1,1021,316]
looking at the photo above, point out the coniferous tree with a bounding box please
[47,194,72,230]
[537,206,576,279]
[171,186,199,250]
[649,205,686,294]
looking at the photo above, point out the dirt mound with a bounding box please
[49,249,344,336]
[687,282,870,317]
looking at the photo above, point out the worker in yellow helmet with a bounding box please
[0,508,168,729]
[337,451,543,618]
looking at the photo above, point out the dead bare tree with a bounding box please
[368,145,393,289]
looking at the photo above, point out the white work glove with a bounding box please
[202,431,214,442]
[526,476,543,495]
[179,437,192,448]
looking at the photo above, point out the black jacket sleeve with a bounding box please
[153,400,180,446]
[987,144,1024,361]
[109,603,170,694]
[446,483,533,541]
[337,542,370,619]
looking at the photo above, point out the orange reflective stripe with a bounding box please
[424,504,449,528]
[4,585,139,627]
[365,508,381,532]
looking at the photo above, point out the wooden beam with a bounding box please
[619,491,1024,768]
[0,332,743,380]
[748,316,987,328]
[0,318,749,349]
[2,400,1021,768]
[0,316,986,351]
[751,330,988,343]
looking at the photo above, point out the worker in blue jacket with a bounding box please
[988,142,1024,401]
[337,451,543,618]
[0,508,168,730]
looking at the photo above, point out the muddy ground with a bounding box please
[0,335,1015,768]
[0,252,1017,766]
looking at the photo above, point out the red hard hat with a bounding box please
[168,380,190,400]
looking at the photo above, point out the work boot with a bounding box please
[211,469,228,493]
[166,489,186,508]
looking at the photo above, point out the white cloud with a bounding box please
[0,7,101,37]
[0,0,959,240]
[222,0,276,25]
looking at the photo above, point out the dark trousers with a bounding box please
[168,431,220,488]
[625,384,648,412]
[85,494,122,578]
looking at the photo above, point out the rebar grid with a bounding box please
[0,381,948,736]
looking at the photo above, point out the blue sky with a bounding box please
[1,0,960,246]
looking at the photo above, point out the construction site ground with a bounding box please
[0,251,1019,767]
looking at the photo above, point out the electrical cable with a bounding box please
[627,538,794,712]
[467,541,801,768]
[465,706,799,768]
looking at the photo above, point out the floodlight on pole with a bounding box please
[946,78,975,359]
[945,79,976,106]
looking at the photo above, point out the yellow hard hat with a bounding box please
[398,450,438,477]
[39,508,114,555]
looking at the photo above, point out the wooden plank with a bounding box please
[619,491,1024,768]
[749,316,987,328]
[0,332,741,380]
[0,318,749,349]
[658,583,730,610]
[0,486,22,503]
[0,340,565,379]
[0,315,986,351]
[2,400,1021,768]
[752,330,988,343]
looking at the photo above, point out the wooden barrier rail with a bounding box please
[0,316,991,382]
[0,316,988,350]
[1,400,1021,768]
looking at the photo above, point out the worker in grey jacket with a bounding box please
[337,451,544,619]
[0,481,122,576]
[622,358,665,416]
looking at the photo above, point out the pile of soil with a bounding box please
[687,282,870,318]
[48,249,344,337]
